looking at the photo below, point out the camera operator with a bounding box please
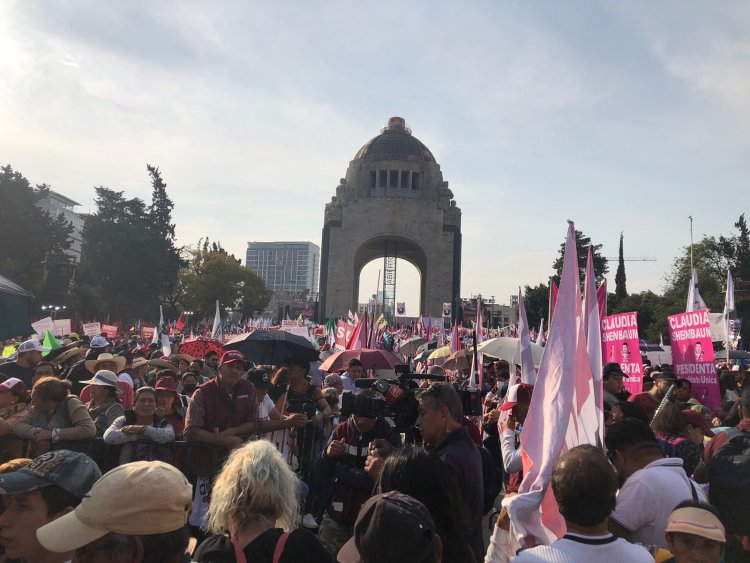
[315,388,402,557]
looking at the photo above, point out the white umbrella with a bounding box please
[477,337,545,368]
[398,336,427,357]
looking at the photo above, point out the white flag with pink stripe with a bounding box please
[503,222,601,549]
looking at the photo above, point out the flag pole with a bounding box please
[689,215,694,274]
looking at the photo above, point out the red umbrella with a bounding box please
[178,337,224,360]
[319,348,403,372]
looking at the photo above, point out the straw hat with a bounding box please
[84,353,126,374]
[174,354,195,364]
[54,346,86,365]
[148,357,176,370]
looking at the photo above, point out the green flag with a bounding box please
[43,330,61,351]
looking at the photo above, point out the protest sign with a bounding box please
[32,317,55,338]
[668,308,720,410]
[281,319,301,328]
[53,319,71,337]
[101,324,118,338]
[140,326,155,339]
[601,312,643,395]
[82,322,102,337]
[281,326,310,339]
[396,302,406,315]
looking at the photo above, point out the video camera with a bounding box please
[339,365,483,435]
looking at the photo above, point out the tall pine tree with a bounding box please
[615,232,627,302]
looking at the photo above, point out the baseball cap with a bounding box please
[89,336,109,349]
[17,339,45,354]
[653,371,678,382]
[0,377,28,399]
[338,492,437,563]
[220,350,246,366]
[681,409,715,437]
[499,383,534,411]
[603,362,628,379]
[0,450,101,499]
[248,369,272,389]
[666,506,726,543]
[154,375,178,394]
[37,461,192,553]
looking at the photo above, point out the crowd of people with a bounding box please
[0,330,747,562]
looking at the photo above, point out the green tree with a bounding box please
[77,166,184,323]
[522,283,550,331]
[611,290,666,341]
[179,246,271,317]
[0,165,73,298]
[615,232,627,303]
[552,229,608,285]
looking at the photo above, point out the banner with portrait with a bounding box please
[668,308,720,411]
[442,302,452,317]
[600,312,644,395]
[396,302,406,316]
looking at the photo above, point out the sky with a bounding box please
[2,1,749,315]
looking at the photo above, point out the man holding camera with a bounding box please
[315,388,402,557]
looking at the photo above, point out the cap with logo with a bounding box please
[220,350,246,366]
[665,506,726,543]
[154,375,179,394]
[0,450,101,499]
[0,377,28,399]
[37,461,193,553]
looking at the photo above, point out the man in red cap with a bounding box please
[184,350,259,453]
[498,383,533,493]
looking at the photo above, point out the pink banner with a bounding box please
[101,324,118,338]
[335,320,353,352]
[668,309,720,411]
[601,312,644,395]
[140,326,155,339]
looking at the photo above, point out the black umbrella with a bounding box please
[714,349,750,360]
[224,330,319,365]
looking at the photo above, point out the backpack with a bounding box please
[479,444,501,514]
[708,427,750,535]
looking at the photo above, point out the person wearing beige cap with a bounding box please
[663,501,725,562]
[36,460,192,563]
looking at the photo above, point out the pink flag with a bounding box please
[583,246,604,442]
[597,279,607,319]
[472,299,484,388]
[346,310,368,350]
[517,287,536,385]
[450,322,461,353]
[505,222,600,549]
[548,279,559,321]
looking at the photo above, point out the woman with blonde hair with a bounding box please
[194,439,331,563]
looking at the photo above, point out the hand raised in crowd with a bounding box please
[484,408,501,425]
[326,438,347,458]
[285,413,307,428]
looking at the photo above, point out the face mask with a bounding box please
[182,384,197,394]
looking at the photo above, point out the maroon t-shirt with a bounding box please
[628,392,659,419]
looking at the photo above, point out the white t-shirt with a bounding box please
[610,457,707,548]
[258,394,275,422]
[512,533,653,562]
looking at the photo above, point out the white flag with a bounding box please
[211,300,223,341]
[517,287,536,385]
[686,268,707,312]
[724,270,735,316]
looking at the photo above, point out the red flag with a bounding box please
[450,322,461,353]
[176,312,185,331]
